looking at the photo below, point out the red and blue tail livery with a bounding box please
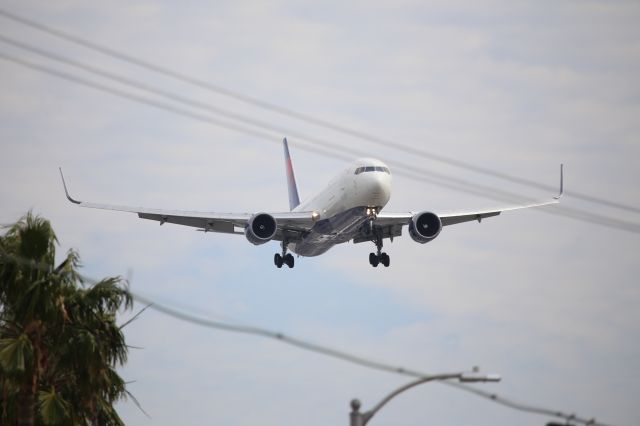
[283,138,300,211]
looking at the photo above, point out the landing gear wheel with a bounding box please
[369,252,379,267]
[284,253,295,268]
[380,252,390,267]
[274,253,283,268]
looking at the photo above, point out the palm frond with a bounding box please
[38,386,71,425]
[0,335,33,375]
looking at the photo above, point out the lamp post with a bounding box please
[349,368,501,426]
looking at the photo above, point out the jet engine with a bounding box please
[408,211,442,244]
[245,213,277,245]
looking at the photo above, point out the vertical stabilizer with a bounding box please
[283,138,300,211]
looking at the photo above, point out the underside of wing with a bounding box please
[59,168,316,241]
[136,209,316,241]
[374,197,559,229]
[359,196,561,244]
[437,198,559,226]
[366,164,563,239]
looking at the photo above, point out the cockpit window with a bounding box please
[354,166,390,175]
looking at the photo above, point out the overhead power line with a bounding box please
[0,247,617,426]
[0,7,638,216]
[0,51,352,160]
[0,247,613,426]
[1,49,639,235]
[0,48,640,233]
[130,290,613,426]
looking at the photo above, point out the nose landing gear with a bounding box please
[274,242,294,268]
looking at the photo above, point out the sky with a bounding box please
[1,1,639,425]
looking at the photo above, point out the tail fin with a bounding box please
[283,138,300,211]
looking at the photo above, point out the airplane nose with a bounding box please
[365,171,391,206]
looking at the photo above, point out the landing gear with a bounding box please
[284,253,294,268]
[369,251,390,267]
[368,231,390,268]
[274,242,294,269]
[274,253,294,268]
[380,252,390,267]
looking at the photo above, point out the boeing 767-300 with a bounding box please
[60,139,562,268]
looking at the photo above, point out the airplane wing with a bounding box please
[357,165,564,243]
[59,168,315,241]
[374,197,559,228]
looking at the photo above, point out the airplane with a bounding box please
[59,138,563,269]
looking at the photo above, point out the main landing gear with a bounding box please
[369,230,390,268]
[369,252,390,267]
[274,242,294,268]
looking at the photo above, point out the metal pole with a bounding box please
[350,399,364,426]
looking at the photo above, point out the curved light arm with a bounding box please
[362,373,462,423]
[352,369,501,426]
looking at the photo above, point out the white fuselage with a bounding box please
[288,158,392,256]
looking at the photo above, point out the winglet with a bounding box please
[58,167,81,204]
[554,164,564,200]
[283,138,301,211]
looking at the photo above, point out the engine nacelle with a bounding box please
[408,211,442,244]
[245,213,277,245]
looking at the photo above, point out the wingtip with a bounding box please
[58,167,81,204]
[553,163,564,200]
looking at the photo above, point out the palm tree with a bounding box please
[0,212,134,425]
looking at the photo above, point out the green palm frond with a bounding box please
[0,212,136,425]
[14,212,58,264]
[0,334,33,374]
[38,387,70,425]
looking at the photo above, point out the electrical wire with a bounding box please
[1,49,639,234]
[1,7,637,215]
[0,248,615,426]
[0,50,640,233]
[135,293,611,426]
[128,287,617,426]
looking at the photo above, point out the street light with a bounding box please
[349,367,501,426]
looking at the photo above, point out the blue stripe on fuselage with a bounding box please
[289,206,369,257]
